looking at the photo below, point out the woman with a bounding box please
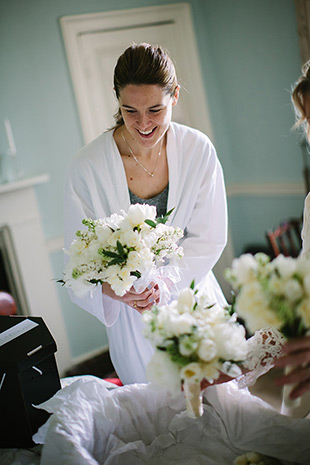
[274,60,310,402]
[64,43,227,385]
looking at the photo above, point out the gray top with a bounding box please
[129,184,169,218]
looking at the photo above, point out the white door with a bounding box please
[60,3,214,143]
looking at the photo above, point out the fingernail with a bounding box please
[149,297,154,303]
[147,284,152,290]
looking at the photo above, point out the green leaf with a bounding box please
[189,279,195,290]
[130,270,141,278]
[107,257,126,266]
[99,248,120,259]
[145,219,157,228]
[116,240,125,257]
[159,207,175,224]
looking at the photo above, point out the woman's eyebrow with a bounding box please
[121,104,163,109]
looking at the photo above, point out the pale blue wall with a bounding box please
[0,0,305,359]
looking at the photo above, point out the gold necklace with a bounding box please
[121,129,162,177]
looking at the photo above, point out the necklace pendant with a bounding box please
[150,173,154,177]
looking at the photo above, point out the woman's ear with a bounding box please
[172,85,180,106]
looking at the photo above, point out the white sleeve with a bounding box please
[170,142,227,292]
[63,162,121,327]
[302,193,310,256]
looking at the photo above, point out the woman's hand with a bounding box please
[102,281,160,314]
[274,336,310,399]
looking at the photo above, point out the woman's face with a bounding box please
[118,84,179,149]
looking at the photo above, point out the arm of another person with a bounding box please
[274,337,310,399]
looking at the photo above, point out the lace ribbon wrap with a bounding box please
[237,328,285,389]
[133,265,180,305]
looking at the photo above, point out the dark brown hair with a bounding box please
[113,43,178,128]
[292,60,310,140]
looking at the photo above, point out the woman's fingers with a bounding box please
[276,365,310,399]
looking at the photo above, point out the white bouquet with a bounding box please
[225,252,310,410]
[61,204,183,298]
[143,281,248,418]
[225,252,310,339]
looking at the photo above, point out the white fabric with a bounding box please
[301,192,310,256]
[33,376,310,465]
[64,122,227,385]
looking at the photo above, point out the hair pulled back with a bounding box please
[292,60,310,140]
[113,43,178,128]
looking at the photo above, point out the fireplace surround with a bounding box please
[0,175,71,374]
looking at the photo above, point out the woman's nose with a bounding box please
[137,113,149,128]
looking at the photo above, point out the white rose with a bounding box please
[120,229,141,248]
[96,225,114,244]
[197,338,218,362]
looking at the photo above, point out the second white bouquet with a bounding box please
[61,204,184,298]
[143,281,248,418]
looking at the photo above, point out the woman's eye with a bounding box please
[126,109,136,114]
[149,109,161,113]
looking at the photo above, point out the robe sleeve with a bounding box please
[169,136,227,293]
[301,193,310,256]
[63,158,121,327]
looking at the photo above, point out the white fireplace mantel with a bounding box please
[0,174,71,375]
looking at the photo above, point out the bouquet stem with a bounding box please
[183,379,203,419]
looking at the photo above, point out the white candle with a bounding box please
[4,118,17,155]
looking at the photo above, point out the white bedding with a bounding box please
[2,375,310,465]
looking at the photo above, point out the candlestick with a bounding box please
[4,118,17,156]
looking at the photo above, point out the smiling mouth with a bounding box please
[137,127,156,137]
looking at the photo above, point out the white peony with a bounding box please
[146,350,181,394]
[212,323,248,361]
[126,203,156,227]
[177,287,195,313]
[273,254,297,279]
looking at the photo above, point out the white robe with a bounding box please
[64,122,227,384]
[301,192,310,256]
